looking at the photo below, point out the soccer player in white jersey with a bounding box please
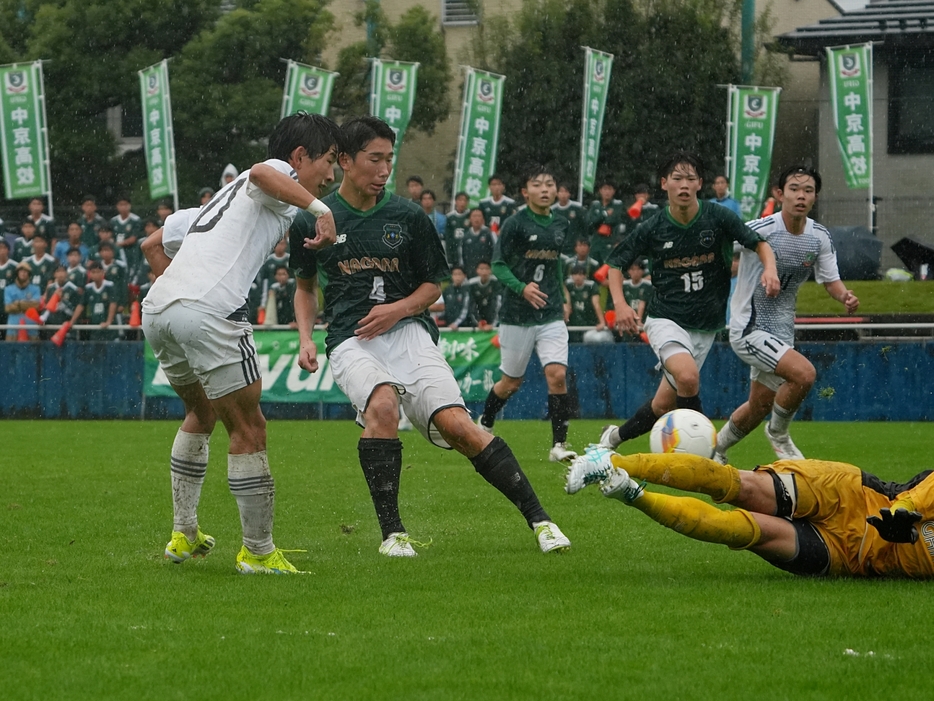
[715,165,859,463]
[141,112,342,574]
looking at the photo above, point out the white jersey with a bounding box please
[161,207,201,260]
[143,159,299,317]
[729,212,839,344]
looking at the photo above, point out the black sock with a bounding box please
[481,388,508,428]
[616,399,660,443]
[358,437,405,539]
[470,437,549,527]
[676,394,704,414]
[548,393,570,444]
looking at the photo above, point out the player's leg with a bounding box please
[764,349,815,459]
[714,380,776,462]
[536,320,576,462]
[433,406,570,553]
[601,377,675,449]
[142,309,217,563]
[479,323,534,431]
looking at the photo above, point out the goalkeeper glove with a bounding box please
[867,508,922,544]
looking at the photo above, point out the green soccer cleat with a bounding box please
[235,546,305,574]
[164,529,216,563]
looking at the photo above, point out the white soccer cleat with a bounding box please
[549,442,578,463]
[713,450,729,465]
[565,445,614,494]
[533,521,571,554]
[378,532,418,557]
[600,467,644,503]
[398,412,413,432]
[764,424,804,460]
[476,414,493,434]
[598,424,620,450]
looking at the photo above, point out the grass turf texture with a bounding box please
[2,420,930,700]
[795,280,934,315]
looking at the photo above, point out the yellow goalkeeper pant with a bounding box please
[630,491,762,550]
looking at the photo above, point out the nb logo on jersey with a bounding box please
[663,241,673,249]
[336,234,347,244]
[382,224,404,249]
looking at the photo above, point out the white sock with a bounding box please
[716,419,747,454]
[170,430,210,540]
[769,403,796,436]
[228,451,275,556]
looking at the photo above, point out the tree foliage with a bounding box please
[331,0,451,134]
[469,0,782,198]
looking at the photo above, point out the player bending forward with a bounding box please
[142,112,341,574]
[566,447,934,578]
[716,165,858,463]
[290,116,570,557]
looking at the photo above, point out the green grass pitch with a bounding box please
[2,419,931,700]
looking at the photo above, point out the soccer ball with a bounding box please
[649,409,717,458]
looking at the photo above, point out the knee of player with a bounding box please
[675,372,700,395]
[365,392,401,432]
[795,362,817,389]
[544,363,567,387]
[498,376,523,396]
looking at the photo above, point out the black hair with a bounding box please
[86,261,102,271]
[570,264,587,275]
[658,152,705,181]
[633,183,651,195]
[66,246,81,256]
[476,260,491,267]
[275,265,290,273]
[81,194,96,204]
[0,239,9,250]
[267,111,342,162]
[450,265,465,274]
[98,241,114,252]
[421,189,436,200]
[455,191,469,200]
[597,177,615,189]
[340,116,396,159]
[487,173,504,185]
[713,174,730,184]
[518,162,556,189]
[407,175,424,185]
[32,234,48,245]
[99,223,113,233]
[575,237,590,246]
[116,195,132,204]
[776,164,822,194]
[21,219,35,228]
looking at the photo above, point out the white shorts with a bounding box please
[643,316,717,389]
[498,320,569,378]
[730,330,792,392]
[142,302,259,400]
[329,321,466,449]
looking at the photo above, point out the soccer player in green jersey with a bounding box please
[477,163,577,463]
[598,153,779,451]
[290,116,570,557]
[444,191,470,268]
[552,183,587,256]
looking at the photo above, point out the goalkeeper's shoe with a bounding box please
[235,546,304,574]
[600,467,645,503]
[565,445,614,494]
[764,425,805,460]
[164,529,215,563]
[378,532,425,557]
[534,521,571,554]
[549,442,578,464]
[598,425,620,450]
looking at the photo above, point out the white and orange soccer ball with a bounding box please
[649,409,717,458]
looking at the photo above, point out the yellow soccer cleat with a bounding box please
[235,546,306,574]
[164,529,216,563]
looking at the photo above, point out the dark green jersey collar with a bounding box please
[334,189,391,217]
[665,200,704,229]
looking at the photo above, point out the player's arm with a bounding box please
[753,241,780,297]
[823,280,859,314]
[591,289,605,330]
[141,228,171,278]
[355,281,442,341]
[491,221,548,310]
[101,301,116,328]
[248,163,335,251]
[294,274,320,373]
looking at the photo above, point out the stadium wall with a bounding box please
[0,340,931,421]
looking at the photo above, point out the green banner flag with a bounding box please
[827,44,872,190]
[370,59,418,194]
[281,61,338,118]
[727,85,781,220]
[579,48,613,196]
[452,68,506,208]
[0,61,50,200]
[144,329,501,404]
[139,60,177,202]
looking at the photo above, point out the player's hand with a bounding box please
[100,321,110,329]
[842,290,859,314]
[522,282,547,309]
[297,339,319,373]
[867,507,922,543]
[596,320,606,331]
[304,211,337,250]
[761,268,781,297]
[355,303,403,340]
[614,304,639,334]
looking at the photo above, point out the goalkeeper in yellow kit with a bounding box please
[566,447,934,578]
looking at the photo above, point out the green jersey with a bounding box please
[66,265,87,290]
[262,253,291,285]
[83,280,116,324]
[24,253,57,292]
[607,201,763,331]
[444,209,470,267]
[552,202,587,255]
[468,275,502,326]
[44,281,83,325]
[290,191,450,356]
[586,198,627,264]
[0,260,17,319]
[441,281,473,328]
[567,279,600,327]
[460,226,495,277]
[623,278,653,317]
[493,208,569,326]
[101,260,128,308]
[271,278,296,325]
[12,236,34,262]
[27,214,56,241]
[80,214,107,248]
[479,196,517,236]
[111,213,143,275]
